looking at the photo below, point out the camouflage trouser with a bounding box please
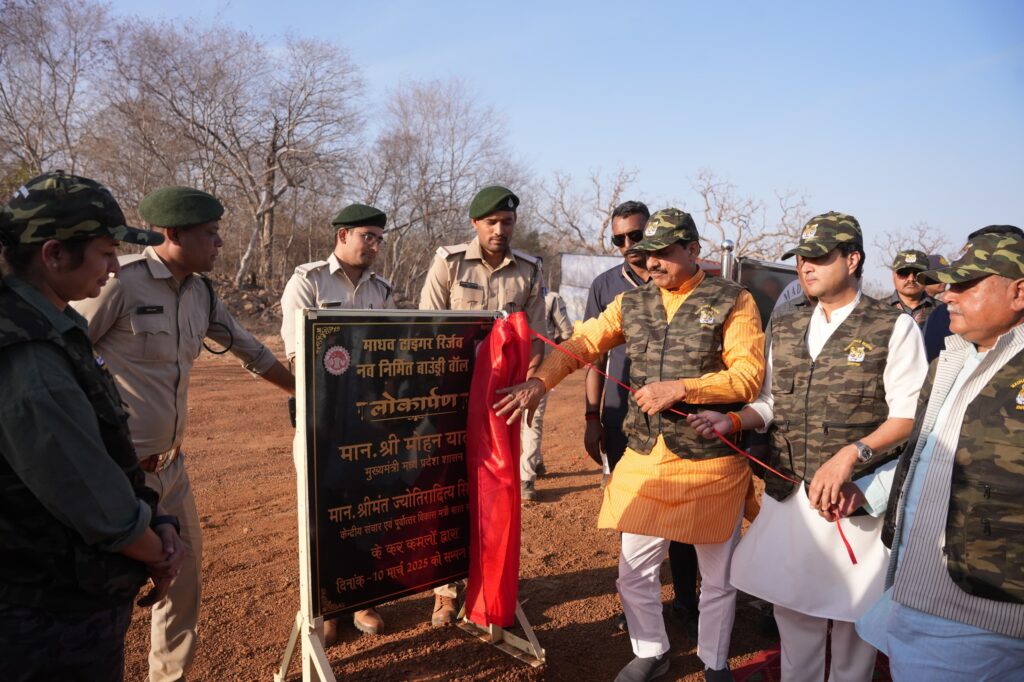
[0,601,133,682]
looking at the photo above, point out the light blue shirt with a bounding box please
[856,346,1024,680]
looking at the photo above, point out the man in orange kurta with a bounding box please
[497,209,765,682]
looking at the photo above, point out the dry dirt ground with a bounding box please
[122,333,779,681]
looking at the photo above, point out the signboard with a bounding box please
[297,310,496,619]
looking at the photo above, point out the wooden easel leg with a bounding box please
[456,600,546,667]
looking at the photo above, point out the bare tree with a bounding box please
[106,22,363,287]
[0,0,111,175]
[350,79,529,304]
[871,220,952,266]
[693,169,810,261]
[535,166,638,254]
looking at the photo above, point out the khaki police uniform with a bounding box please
[521,290,574,481]
[419,237,545,324]
[280,252,394,360]
[72,247,278,682]
[419,236,544,597]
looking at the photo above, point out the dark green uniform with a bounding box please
[0,277,158,680]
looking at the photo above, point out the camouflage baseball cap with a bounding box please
[927,253,949,270]
[630,208,699,252]
[0,170,163,247]
[917,232,1024,284]
[782,211,863,260]
[890,249,929,272]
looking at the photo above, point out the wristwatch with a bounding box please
[153,514,181,534]
[853,440,874,464]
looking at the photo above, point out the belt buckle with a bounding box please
[156,446,180,471]
[142,446,180,473]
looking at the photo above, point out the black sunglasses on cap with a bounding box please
[611,230,645,247]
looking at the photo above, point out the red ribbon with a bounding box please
[465,313,531,627]
[527,327,858,565]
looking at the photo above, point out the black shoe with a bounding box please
[671,600,699,639]
[612,612,628,632]
[704,666,733,682]
[535,462,546,477]
[614,654,669,682]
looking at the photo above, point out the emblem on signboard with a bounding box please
[323,345,351,376]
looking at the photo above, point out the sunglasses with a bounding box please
[611,230,645,247]
[894,269,920,278]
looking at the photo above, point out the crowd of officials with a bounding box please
[0,170,1021,682]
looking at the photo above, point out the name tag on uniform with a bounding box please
[136,305,164,315]
[458,281,482,290]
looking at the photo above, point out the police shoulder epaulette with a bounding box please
[294,260,328,276]
[436,244,469,259]
[512,250,540,268]
[118,253,148,267]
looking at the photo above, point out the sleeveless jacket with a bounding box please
[766,295,900,500]
[884,347,1024,604]
[620,276,746,459]
[0,278,157,611]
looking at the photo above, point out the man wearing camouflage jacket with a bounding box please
[496,209,766,682]
[689,212,928,682]
[856,230,1024,678]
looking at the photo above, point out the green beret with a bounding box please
[469,185,519,220]
[139,186,224,228]
[331,203,387,228]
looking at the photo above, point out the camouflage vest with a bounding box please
[620,275,746,459]
[765,295,899,500]
[884,348,1024,603]
[0,279,156,611]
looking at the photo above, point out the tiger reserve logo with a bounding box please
[802,224,818,240]
[845,339,873,365]
[323,345,351,376]
[1012,377,1024,411]
[696,304,720,327]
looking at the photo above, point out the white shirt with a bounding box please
[749,291,928,427]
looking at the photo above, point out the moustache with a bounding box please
[947,304,960,315]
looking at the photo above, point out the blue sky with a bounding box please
[112,1,1023,285]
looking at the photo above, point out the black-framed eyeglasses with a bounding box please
[894,268,919,278]
[611,230,645,247]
